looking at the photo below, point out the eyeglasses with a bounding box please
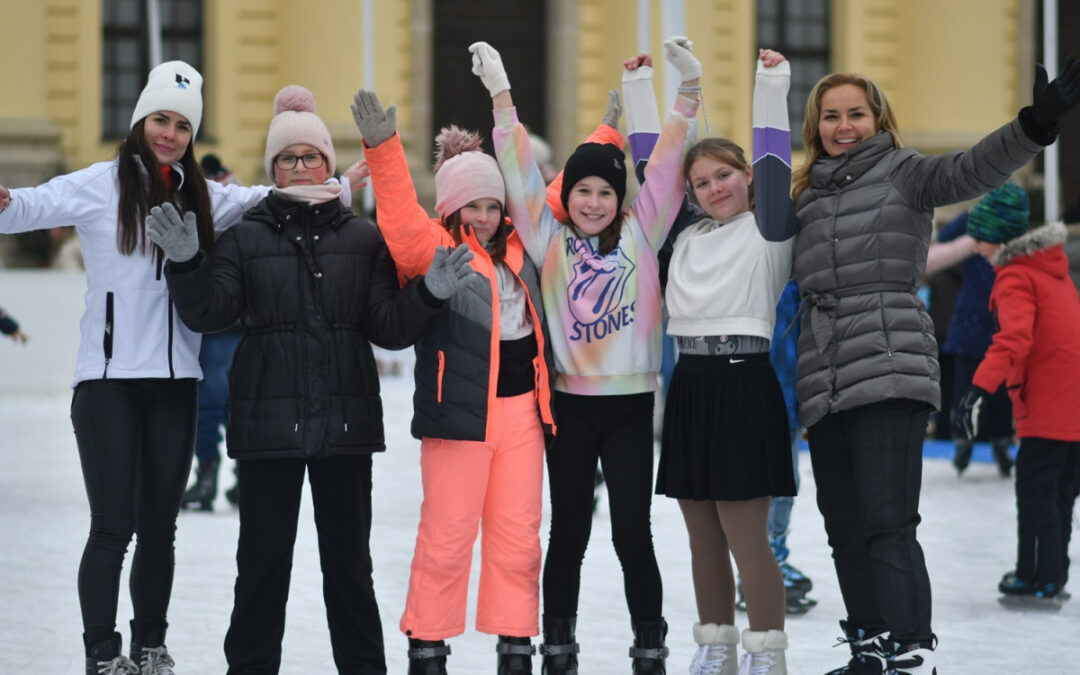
[275,153,325,170]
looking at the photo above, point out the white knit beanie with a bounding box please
[263,85,336,182]
[130,60,204,138]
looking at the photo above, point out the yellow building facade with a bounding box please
[0,0,1066,266]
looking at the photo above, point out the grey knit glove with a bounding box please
[424,245,475,300]
[351,89,397,148]
[602,90,622,129]
[145,202,198,263]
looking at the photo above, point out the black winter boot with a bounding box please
[497,635,535,674]
[629,618,668,674]
[539,616,579,675]
[130,621,175,674]
[84,632,138,675]
[224,465,239,505]
[951,440,973,474]
[408,638,450,675]
[991,438,1014,477]
[823,620,889,674]
[180,457,219,511]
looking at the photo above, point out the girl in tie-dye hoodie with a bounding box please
[470,38,699,672]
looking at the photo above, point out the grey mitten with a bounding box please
[145,202,198,263]
[424,245,475,300]
[351,89,398,148]
[602,89,622,129]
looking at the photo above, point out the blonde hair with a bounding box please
[683,137,755,211]
[792,73,903,202]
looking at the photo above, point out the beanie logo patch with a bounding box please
[613,158,623,169]
[175,74,190,89]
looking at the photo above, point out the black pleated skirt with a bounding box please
[656,352,796,501]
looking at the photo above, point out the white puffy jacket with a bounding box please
[0,160,271,386]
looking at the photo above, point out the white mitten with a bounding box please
[468,41,511,96]
[663,36,701,80]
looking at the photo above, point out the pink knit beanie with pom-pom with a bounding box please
[263,85,336,182]
[433,126,505,219]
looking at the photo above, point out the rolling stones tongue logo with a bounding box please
[566,238,635,342]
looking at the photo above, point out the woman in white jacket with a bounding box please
[0,61,279,675]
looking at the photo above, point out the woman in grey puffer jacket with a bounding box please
[791,59,1079,675]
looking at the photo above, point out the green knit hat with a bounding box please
[966,184,1030,244]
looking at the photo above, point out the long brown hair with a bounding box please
[115,118,214,257]
[682,137,755,211]
[792,72,903,202]
[443,207,509,264]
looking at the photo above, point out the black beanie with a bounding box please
[560,143,627,213]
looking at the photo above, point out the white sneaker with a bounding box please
[690,623,739,675]
[738,629,787,675]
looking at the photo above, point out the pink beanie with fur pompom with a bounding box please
[433,126,505,219]
[263,85,336,182]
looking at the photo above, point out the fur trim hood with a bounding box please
[991,221,1067,267]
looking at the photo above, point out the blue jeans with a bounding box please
[808,398,933,642]
[195,329,242,464]
[768,433,801,539]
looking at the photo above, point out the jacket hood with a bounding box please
[991,221,1067,268]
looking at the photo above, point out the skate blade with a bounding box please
[997,595,1064,612]
[786,596,817,615]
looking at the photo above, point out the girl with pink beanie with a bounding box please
[471,39,699,673]
[353,82,625,672]
[147,84,473,674]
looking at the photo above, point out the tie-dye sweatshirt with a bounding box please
[492,95,697,395]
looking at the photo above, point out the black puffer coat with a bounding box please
[166,193,440,460]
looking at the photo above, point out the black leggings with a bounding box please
[542,391,662,622]
[71,378,197,647]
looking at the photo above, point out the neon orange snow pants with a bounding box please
[400,392,545,639]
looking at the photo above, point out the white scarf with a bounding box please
[272,181,343,205]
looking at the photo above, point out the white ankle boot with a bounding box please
[738,629,787,675]
[690,623,739,675]
[888,638,938,675]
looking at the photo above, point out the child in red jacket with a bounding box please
[958,183,1080,601]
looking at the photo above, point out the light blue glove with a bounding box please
[145,202,198,263]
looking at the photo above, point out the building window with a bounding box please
[757,0,830,147]
[102,0,204,139]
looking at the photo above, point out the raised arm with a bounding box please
[751,49,796,243]
[631,36,700,250]
[351,89,454,279]
[896,57,1078,210]
[471,41,558,266]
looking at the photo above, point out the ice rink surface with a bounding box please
[1,271,1076,673]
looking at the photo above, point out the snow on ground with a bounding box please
[1,270,1077,674]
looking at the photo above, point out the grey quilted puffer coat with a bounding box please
[793,119,1043,427]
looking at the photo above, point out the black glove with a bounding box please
[1029,57,1080,135]
[956,386,990,441]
